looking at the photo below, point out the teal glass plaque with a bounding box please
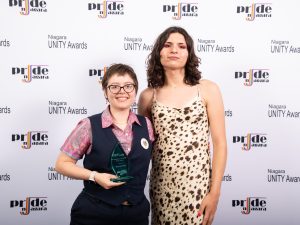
[110,143,133,182]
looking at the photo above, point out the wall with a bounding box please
[1,0,300,224]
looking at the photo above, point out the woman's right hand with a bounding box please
[94,172,125,189]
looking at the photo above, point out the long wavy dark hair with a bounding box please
[146,26,201,88]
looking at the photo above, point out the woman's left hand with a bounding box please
[197,192,220,225]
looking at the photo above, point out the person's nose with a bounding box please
[170,45,178,53]
[118,86,127,94]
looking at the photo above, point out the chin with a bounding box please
[164,63,184,69]
[112,104,131,111]
[119,106,132,111]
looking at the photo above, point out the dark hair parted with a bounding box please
[101,63,138,93]
[146,26,201,88]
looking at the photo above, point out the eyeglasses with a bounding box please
[107,83,136,94]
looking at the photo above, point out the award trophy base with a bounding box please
[110,176,133,183]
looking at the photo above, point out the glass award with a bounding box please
[110,143,133,182]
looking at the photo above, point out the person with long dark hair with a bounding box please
[138,26,227,225]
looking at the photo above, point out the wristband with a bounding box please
[89,171,97,182]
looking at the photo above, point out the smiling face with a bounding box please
[159,32,189,70]
[105,73,136,112]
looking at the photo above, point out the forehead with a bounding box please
[166,32,186,43]
[108,73,134,84]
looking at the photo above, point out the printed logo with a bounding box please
[225,109,233,117]
[237,3,272,21]
[123,37,153,51]
[9,0,47,15]
[0,173,11,181]
[0,38,10,47]
[48,101,88,115]
[12,65,49,83]
[0,106,11,114]
[163,2,198,20]
[48,167,74,181]
[10,197,47,215]
[131,102,138,114]
[89,66,108,82]
[48,35,88,50]
[197,39,234,53]
[232,197,267,214]
[268,104,300,118]
[268,169,300,183]
[12,131,48,149]
[233,133,267,151]
[88,1,124,18]
[271,40,300,54]
[235,69,270,86]
[222,174,232,182]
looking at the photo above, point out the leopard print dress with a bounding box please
[150,88,211,225]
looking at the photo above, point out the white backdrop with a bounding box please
[1,0,300,224]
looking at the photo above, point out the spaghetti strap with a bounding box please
[152,88,157,101]
[196,84,201,99]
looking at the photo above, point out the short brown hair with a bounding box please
[101,63,138,93]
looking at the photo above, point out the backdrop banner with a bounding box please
[1,1,299,225]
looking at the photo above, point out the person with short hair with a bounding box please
[56,63,154,225]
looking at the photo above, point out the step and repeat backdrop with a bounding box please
[1,0,299,224]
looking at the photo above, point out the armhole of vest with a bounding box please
[88,113,103,143]
[137,115,150,140]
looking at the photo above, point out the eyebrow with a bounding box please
[165,41,186,45]
[108,82,134,85]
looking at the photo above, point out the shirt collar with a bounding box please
[101,106,141,128]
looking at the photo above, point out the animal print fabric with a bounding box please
[150,91,211,225]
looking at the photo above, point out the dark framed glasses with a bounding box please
[107,83,136,94]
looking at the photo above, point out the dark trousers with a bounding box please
[70,191,150,225]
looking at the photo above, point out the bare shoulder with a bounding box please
[139,87,154,100]
[199,79,222,98]
[138,87,154,117]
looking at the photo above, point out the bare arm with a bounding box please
[198,80,227,225]
[55,152,90,180]
[55,152,124,189]
[205,81,227,196]
[138,88,154,120]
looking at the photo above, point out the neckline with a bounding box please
[153,95,202,110]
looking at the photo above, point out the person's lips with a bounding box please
[168,56,180,60]
[116,96,128,102]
